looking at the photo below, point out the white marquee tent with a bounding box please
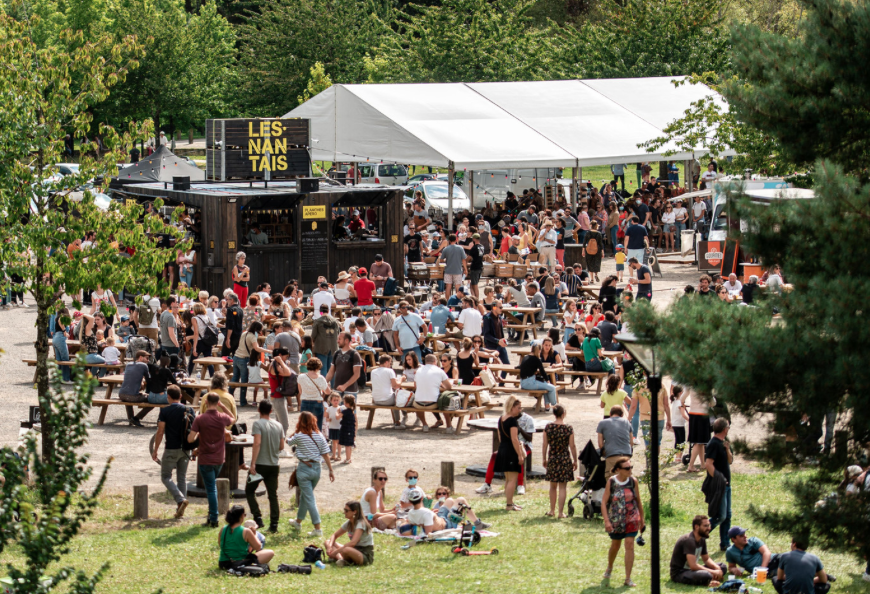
[285,77,722,169]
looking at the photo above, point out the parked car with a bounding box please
[357,163,409,185]
[403,181,471,218]
[52,163,80,177]
[408,173,438,183]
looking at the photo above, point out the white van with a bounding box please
[357,163,409,186]
[468,168,563,206]
[708,178,790,241]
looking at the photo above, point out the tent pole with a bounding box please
[572,160,578,208]
[469,170,474,207]
[685,158,694,191]
[447,161,455,230]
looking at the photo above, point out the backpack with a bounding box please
[274,361,299,398]
[138,302,155,326]
[383,277,398,297]
[181,405,198,452]
[357,358,368,390]
[586,236,599,256]
[197,315,220,347]
[127,335,156,363]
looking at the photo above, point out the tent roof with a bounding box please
[113,145,205,184]
[286,77,722,169]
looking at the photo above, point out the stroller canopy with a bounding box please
[579,440,608,491]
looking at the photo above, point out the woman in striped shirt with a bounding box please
[287,412,335,537]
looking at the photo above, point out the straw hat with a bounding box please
[337,271,350,281]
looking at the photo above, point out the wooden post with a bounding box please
[217,478,230,514]
[189,128,194,145]
[447,161,455,231]
[133,485,148,520]
[440,461,455,494]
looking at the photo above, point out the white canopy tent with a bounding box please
[286,77,722,225]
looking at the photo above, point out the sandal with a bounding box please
[603,569,612,579]
[506,504,523,511]
[558,514,567,519]
[624,579,636,587]
[545,511,555,517]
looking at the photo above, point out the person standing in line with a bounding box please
[188,392,235,527]
[542,404,577,518]
[437,234,468,298]
[311,304,340,376]
[222,293,244,357]
[706,418,733,552]
[158,297,181,357]
[467,233,485,299]
[287,412,335,538]
[151,385,190,519]
[602,456,644,587]
[246,400,285,533]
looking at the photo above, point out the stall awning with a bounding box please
[285,77,725,169]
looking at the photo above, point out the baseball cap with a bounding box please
[120,315,130,322]
[728,526,747,540]
[407,488,424,503]
[358,267,368,276]
[472,233,480,239]
[617,244,624,250]
[352,210,360,215]
[846,465,863,478]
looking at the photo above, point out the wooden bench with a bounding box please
[359,403,490,433]
[559,371,609,396]
[92,399,167,425]
[488,387,553,412]
[23,358,124,382]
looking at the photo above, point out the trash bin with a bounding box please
[681,230,697,256]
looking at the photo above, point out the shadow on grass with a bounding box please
[580,580,635,593]
[119,517,194,534]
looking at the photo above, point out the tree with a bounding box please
[364,0,572,84]
[0,364,114,594]
[0,16,186,462]
[97,0,237,135]
[297,61,333,105]
[639,74,805,177]
[237,0,393,116]
[721,0,870,175]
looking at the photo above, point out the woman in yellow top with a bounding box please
[600,375,630,419]
[627,379,671,472]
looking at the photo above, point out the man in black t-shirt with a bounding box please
[151,385,191,518]
[628,257,653,301]
[671,515,726,585]
[222,293,244,357]
[706,418,733,551]
[467,233,485,298]
[404,224,424,263]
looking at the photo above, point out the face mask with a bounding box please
[636,199,642,205]
[408,478,418,486]
[618,207,624,212]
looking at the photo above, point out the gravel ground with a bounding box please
[0,259,762,521]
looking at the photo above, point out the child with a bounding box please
[116,315,135,343]
[101,337,121,365]
[670,385,688,459]
[339,394,357,463]
[562,298,578,345]
[243,519,266,548]
[325,394,343,461]
[614,244,626,282]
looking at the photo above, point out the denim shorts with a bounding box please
[437,505,460,529]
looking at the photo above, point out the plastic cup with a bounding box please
[755,567,768,584]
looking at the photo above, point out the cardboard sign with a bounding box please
[698,241,724,272]
[302,205,326,219]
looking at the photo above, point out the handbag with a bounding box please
[601,358,615,372]
[396,389,414,408]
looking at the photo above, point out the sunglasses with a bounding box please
[343,508,353,513]
[473,340,482,344]
[441,358,450,362]
[373,311,382,315]
[619,465,633,471]
[376,476,388,482]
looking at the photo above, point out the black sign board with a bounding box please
[206,118,310,180]
[29,405,41,425]
[300,220,329,285]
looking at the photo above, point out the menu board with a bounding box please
[301,220,328,285]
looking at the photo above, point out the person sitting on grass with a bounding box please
[774,536,831,594]
[400,488,490,535]
[726,526,776,577]
[669,515,726,587]
[326,501,375,567]
[218,505,274,571]
[430,486,491,529]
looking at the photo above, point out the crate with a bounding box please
[496,264,514,278]
[428,265,444,280]
[408,263,429,281]
[512,264,528,279]
[482,262,495,277]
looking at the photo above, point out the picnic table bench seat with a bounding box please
[23,358,124,382]
[559,371,609,396]
[359,403,490,433]
[487,386,553,412]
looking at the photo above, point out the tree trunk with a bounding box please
[34,253,53,462]
[153,109,161,147]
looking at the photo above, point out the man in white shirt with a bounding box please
[137,294,162,342]
[371,354,405,428]
[692,195,708,236]
[343,307,362,332]
[403,488,491,535]
[412,354,453,432]
[700,163,719,188]
[456,297,483,338]
[536,221,558,272]
[312,282,336,318]
[723,273,743,298]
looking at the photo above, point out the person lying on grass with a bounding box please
[325,501,375,567]
[399,488,490,535]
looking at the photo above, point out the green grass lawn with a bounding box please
[2,470,868,593]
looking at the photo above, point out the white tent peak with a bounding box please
[285,77,722,169]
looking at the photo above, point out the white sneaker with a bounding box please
[446,427,455,434]
[475,484,492,494]
[633,437,641,445]
[422,425,430,432]
[288,519,301,531]
[19,302,28,308]
[516,485,525,495]
[863,572,870,583]
[307,529,322,537]
[278,450,292,458]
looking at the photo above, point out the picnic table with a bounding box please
[94,375,209,425]
[362,381,491,431]
[188,438,258,499]
[502,306,542,344]
[192,357,233,380]
[465,417,549,480]
[299,304,350,321]
[67,340,128,361]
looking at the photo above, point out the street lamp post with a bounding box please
[615,330,661,594]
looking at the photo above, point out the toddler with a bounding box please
[243,519,266,548]
[116,315,135,343]
[325,394,343,461]
[101,337,121,365]
[339,394,357,463]
[614,245,626,282]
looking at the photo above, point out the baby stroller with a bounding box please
[567,440,608,519]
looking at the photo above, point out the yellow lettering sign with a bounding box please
[273,138,287,153]
[303,205,326,219]
[248,121,258,137]
[271,121,284,136]
[260,121,270,137]
[228,241,236,250]
[248,139,261,152]
[276,155,287,170]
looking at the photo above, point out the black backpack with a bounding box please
[383,277,398,296]
[181,406,198,452]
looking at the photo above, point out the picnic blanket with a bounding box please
[373,527,499,539]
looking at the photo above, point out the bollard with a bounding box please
[440,461,455,494]
[217,478,230,515]
[133,485,148,520]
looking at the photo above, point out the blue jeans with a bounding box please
[316,352,333,377]
[231,356,250,406]
[520,377,557,407]
[710,484,732,549]
[675,221,686,248]
[610,226,618,252]
[564,327,575,345]
[52,331,71,382]
[295,459,322,525]
[640,419,665,448]
[301,400,325,432]
[544,309,561,327]
[181,267,193,287]
[148,392,168,404]
[402,346,422,361]
[625,384,640,437]
[199,463,223,523]
[85,353,106,377]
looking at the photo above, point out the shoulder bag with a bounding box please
[401,315,433,357]
[288,433,319,489]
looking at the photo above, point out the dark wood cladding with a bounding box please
[244,247,300,289]
[206,118,308,149]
